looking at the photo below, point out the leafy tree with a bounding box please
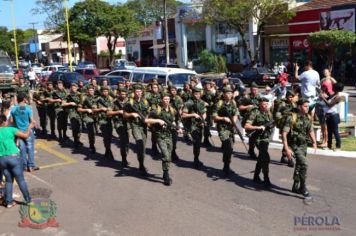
[309,30,356,70]
[198,49,226,73]
[32,0,65,30]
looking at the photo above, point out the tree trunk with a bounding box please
[107,34,114,64]
[254,24,263,63]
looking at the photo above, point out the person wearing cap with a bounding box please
[15,77,31,104]
[274,90,296,167]
[238,82,261,159]
[123,83,150,175]
[62,83,83,148]
[282,98,317,198]
[201,79,217,147]
[180,83,193,143]
[146,92,182,186]
[213,86,239,176]
[49,80,68,142]
[169,86,184,161]
[108,88,130,166]
[182,87,207,169]
[244,97,274,187]
[97,86,114,160]
[145,82,162,155]
[44,81,57,139]
[32,83,48,135]
[78,85,99,154]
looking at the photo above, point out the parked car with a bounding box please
[236,67,276,85]
[41,65,65,77]
[47,72,88,88]
[75,68,100,80]
[112,60,137,70]
[95,75,125,90]
[200,76,245,91]
[30,63,43,74]
[105,69,132,80]
[158,63,180,68]
[78,61,96,69]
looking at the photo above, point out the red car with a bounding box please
[75,68,100,80]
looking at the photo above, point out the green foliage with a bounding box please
[32,0,65,29]
[0,27,37,58]
[198,49,226,73]
[309,30,356,47]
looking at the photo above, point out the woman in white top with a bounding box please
[319,83,344,151]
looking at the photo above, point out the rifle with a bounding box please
[160,115,180,130]
[193,101,208,127]
[129,103,147,124]
[221,106,248,152]
[246,119,275,138]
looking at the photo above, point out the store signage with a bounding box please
[271,38,288,49]
[320,9,355,32]
[292,38,309,49]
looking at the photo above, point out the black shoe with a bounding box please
[223,163,230,176]
[248,151,257,159]
[203,140,212,147]
[89,146,96,154]
[264,177,271,188]
[292,181,300,194]
[63,135,69,141]
[172,152,179,162]
[193,159,203,169]
[299,183,310,197]
[163,171,172,186]
[151,146,159,155]
[139,165,148,176]
[288,159,295,168]
[122,158,129,167]
[253,175,263,184]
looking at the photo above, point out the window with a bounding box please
[143,74,158,83]
[168,74,193,87]
[108,71,121,76]
[121,72,131,80]
[132,73,144,83]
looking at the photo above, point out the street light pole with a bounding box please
[64,0,73,72]
[164,0,170,64]
[29,22,39,62]
[4,0,19,69]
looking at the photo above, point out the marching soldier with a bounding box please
[146,92,182,185]
[44,81,56,138]
[239,82,261,159]
[202,79,216,147]
[15,77,31,103]
[108,88,130,166]
[145,82,162,155]
[282,98,317,198]
[123,84,150,175]
[182,87,207,169]
[244,97,274,187]
[180,82,192,103]
[50,81,68,142]
[78,85,98,153]
[32,84,47,135]
[97,86,114,160]
[213,87,239,176]
[169,86,184,161]
[62,83,82,148]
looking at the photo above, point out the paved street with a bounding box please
[0,100,356,235]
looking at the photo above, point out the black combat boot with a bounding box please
[203,139,212,148]
[223,162,230,176]
[253,173,263,184]
[292,181,300,194]
[299,181,310,198]
[248,149,257,159]
[151,143,159,155]
[58,132,63,143]
[107,150,114,161]
[89,145,96,154]
[139,163,148,176]
[193,156,203,169]
[122,156,129,167]
[163,170,172,186]
[264,176,271,188]
[172,151,179,162]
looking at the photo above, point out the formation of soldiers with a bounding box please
[10,75,317,198]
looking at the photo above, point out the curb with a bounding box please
[210,130,356,159]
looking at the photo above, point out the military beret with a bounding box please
[297,98,309,105]
[260,97,269,103]
[132,83,143,90]
[71,83,78,87]
[222,86,233,93]
[101,86,110,91]
[286,90,295,97]
[192,87,202,93]
[250,82,258,88]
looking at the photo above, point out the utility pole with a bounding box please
[29,22,39,62]
[164,0,170,64]
[64,0,73,72]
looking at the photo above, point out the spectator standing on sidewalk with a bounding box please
[27,67,39,90]
[10,94,39,172]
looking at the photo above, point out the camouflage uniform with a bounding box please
[65,89,82,147]
[245,105,273,186]
[201,88,216,146]
[44,87,56,137]
[15,84,30,100]
[81,92,98,152]
[170,93,184,160]
[32,87,47,134]
[52,87,68,141]
[145,90,161,154]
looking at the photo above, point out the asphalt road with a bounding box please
[0,90,356,236]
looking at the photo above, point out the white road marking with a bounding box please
[93,223,117,236]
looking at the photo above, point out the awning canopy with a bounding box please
[149,44,165,49]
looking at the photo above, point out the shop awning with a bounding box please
[149,44,165,49]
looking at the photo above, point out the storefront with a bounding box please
[269,38,289,66]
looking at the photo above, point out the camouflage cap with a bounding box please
[101,86,110,91]
[192,87,202,93]
[203,79,211,85]
[71,83,78,87]
[222,86,233,93]
[118,87,128,93]
[170,86,177,90]
[250,82,258,88]
[132,83,143,90]
[86,85,94,90]
[286,90,295,97]
[297,98,309,105]
[161,92,170,98]
[260,97,269,103]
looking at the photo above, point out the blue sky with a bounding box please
[0,0,135,30]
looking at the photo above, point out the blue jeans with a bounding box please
[0,155,31,204]
[19,129,36,169]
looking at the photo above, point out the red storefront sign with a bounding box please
[291,37,310,49]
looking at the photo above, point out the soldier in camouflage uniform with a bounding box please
[244,97,274,187]
[32,84,47,135]
[97,86,114,160]
[124,84,150,175]
[15,77,31,102]
[49,81,68,142]
[201,80,216,147]
[169,86,184,161]
[282,98,317,198]
[180,82,192,143]
[78,85,98,153]
[239,82,261,159]
[274,90,297,167]
[145,82,162,155]
[182,87,207,169]
[213,87,239,176]
[108,88,129,166]
[146,93,182,185]
[62,83,83,148]
[44,81,56,138]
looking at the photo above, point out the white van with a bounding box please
[130,67,197,89]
